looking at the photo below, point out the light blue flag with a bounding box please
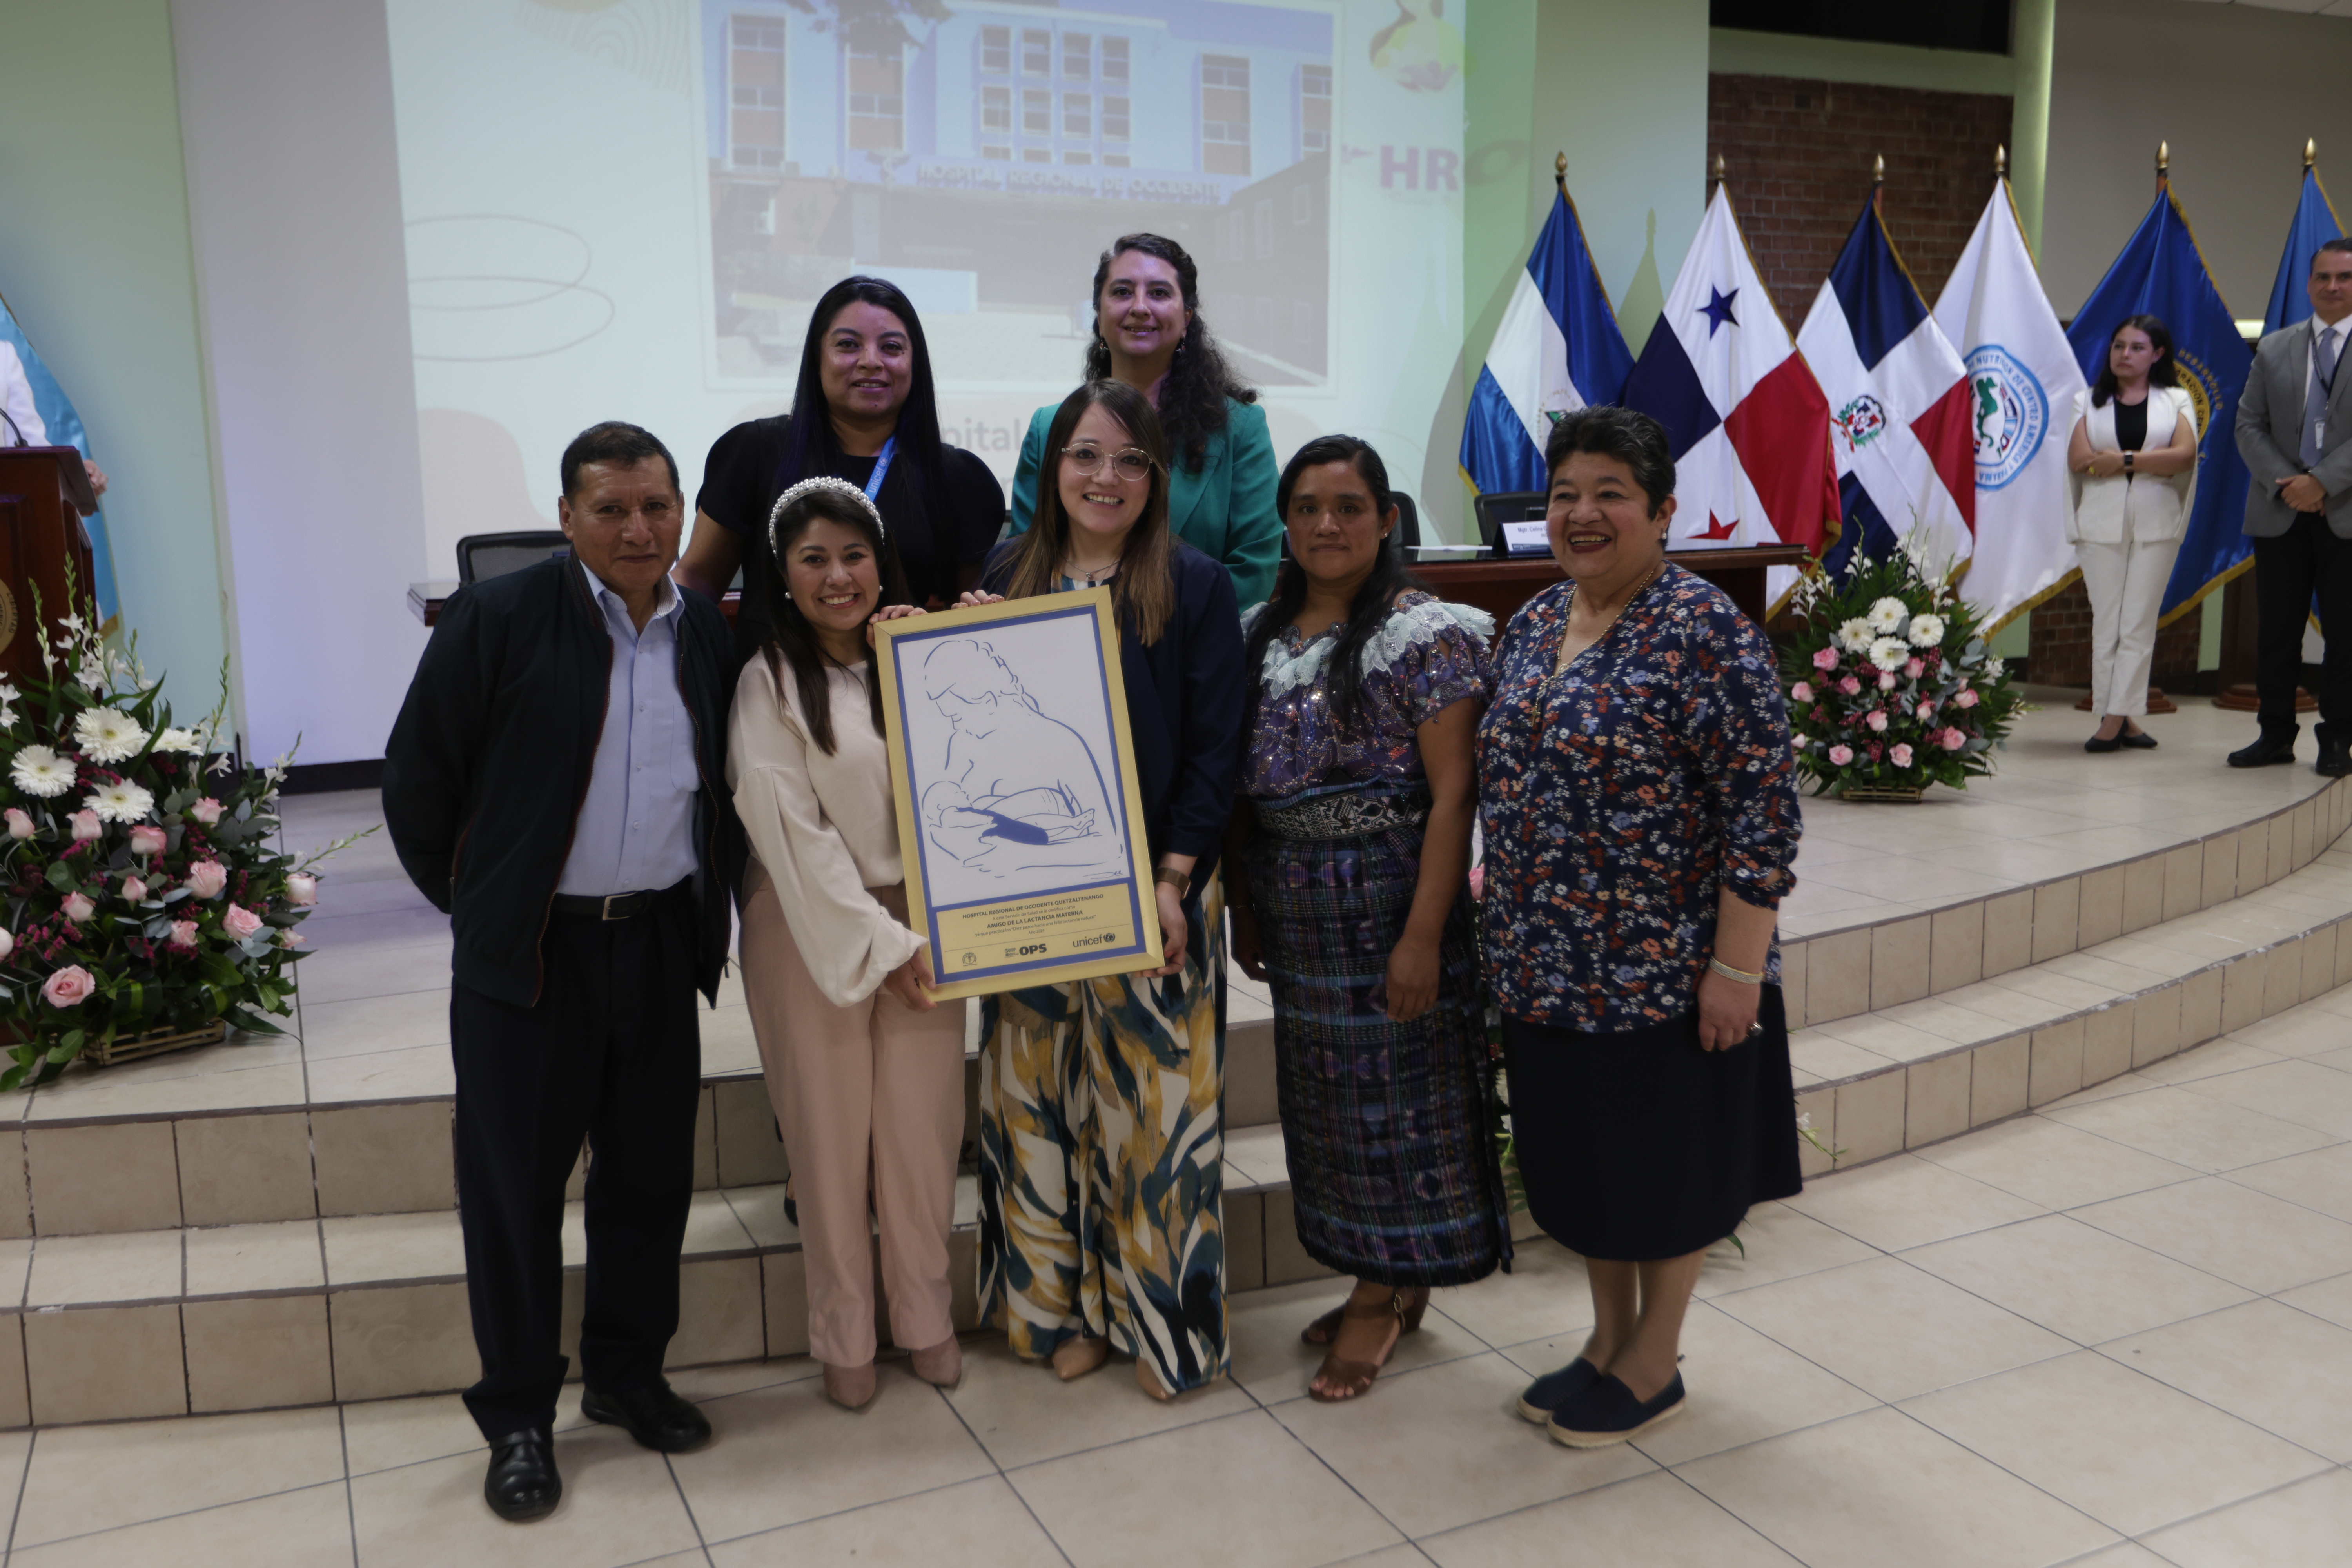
[0,291,121,628]
[1459,185,1632,499]
[2263,166,2343,337]
[2064,186,2254,621]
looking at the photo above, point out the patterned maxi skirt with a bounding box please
[1245,782,1510,1286]
[976,881,1228,1392]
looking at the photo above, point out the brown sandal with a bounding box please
[1307,1290,1412,1403]
[1301,1286,1428,1347]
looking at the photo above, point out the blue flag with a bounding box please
[1459,187,1632,497]
[0,290,121,628]
[2262,167,2343,337]
[2065,187,2254,621]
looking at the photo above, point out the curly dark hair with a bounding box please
[1544,405,1677,516]
[1082,232,1257,473]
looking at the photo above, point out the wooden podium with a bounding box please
[0,447,98,686]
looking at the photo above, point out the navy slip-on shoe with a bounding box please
[1546,1372,1688,1448]
[1515,1358,1601,1424]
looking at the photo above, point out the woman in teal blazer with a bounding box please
[1007,233,1282,608]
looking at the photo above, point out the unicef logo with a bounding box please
[1965,344,2047,491]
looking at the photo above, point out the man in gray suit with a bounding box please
[2232,238,2352,777]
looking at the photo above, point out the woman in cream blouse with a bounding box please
[2066,313,2200,753]
[726,476,964,1412]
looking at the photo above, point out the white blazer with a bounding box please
[2065,385,2199,545]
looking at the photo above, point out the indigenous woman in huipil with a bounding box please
[1226,436,1510,1402]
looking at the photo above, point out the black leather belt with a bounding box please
[550,886,670,921]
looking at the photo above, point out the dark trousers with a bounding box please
[449,882,702,1439]
[2253,512,2352,746]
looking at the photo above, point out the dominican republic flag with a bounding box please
[1621,183,1836,595]
[2067,184,2253,621]
[1459,184,1633,497]
[2263,163,2342,336]
[1801,193,1977,579]
[1931,178,2087,633]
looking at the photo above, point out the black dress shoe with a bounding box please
[2084,734,2122,753]
[2319,740,2352,778]
[2228,734,2299,768]
[2119,730,2158,749]
[581,1379,713,1454]
[484,1427,560,1522]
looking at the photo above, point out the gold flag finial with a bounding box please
[1713,152,1727,186]
[2307,139,2318,170]
[2157,140,2170,176]
[1873,153,1885,185]
[1996,144,2008,177]
[1553,151,1567,195]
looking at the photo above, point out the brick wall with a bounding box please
[2024,579,2204,688]
[1706,74,2014,325]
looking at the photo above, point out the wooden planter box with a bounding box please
[84,1018,228,1067]
[1840,784,1927,804]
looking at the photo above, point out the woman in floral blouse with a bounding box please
[1227,436,1510,1403]
[1478,405,1802,1449]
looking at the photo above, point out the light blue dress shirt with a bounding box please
[556,561,702,897]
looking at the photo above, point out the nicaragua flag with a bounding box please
[2066,185,2254,620]
[2262,164,2343,336]
[1621,183,1836,577]
[1801,192,1977,579]
[1932,177,2087,633]
[1459,184,1633,496]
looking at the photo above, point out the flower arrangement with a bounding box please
[0,601,361,1089]
[1779,541,2024,799]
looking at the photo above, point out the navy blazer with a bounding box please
[980,539,1244,893]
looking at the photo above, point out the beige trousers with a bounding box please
[740,864,967,1368]
[2078,518,2182,719]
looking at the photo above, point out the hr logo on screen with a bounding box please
[1964,344,2047,491]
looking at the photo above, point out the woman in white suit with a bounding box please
[2067,314,2200,752]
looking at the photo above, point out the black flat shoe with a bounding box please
[1546,1372,1688,1448]
[2320,740,2352,778]
[581,1379,713,1454]
[484,1426,560,1521]
[1515,1358,1601,1424]
[2084,735,2122,753]
[2118,730,2158,749]
[2229,734,2299,768]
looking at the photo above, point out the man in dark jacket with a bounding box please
[383,421,744,1523]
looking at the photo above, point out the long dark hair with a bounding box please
[752,485,911,755]
[2090,313,2180,408]
[771,276,957,603]
[998,380,1177,645]
[1082,233,1257,472]
[1242,436,1419,737]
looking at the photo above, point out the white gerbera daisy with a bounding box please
[9,745,74,798]
[1868,637,1912,672]
[71,707,149,764]
[152,727,207,755]
[1836,617,1875,653]
[85,781,156,824]
[1906,612,1947,648]
[1866,596,1909,635]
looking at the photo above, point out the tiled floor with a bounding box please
[7,984,2352,1565]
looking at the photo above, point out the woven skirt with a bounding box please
[1501,987,1802,1262]
[1245,784,1510,1287]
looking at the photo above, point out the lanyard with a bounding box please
[863,434,897,501]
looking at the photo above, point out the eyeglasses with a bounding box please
[1059,443,1155,481]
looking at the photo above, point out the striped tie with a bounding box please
[2306,324,2339,468]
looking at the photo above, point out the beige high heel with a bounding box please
[823,1360,878,1411]
[909,1335,963,1390]
[1051,1336,1109,1381]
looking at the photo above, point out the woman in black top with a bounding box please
[677,276,1006,631]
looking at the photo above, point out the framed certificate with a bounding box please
[874,587,1162,1001]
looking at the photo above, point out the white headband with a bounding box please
[768,475,886,562]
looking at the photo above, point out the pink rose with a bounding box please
[1916,701,1936,720]
[278,929,306,949]
[1864,711,1889,733]
[4,809,31,840]
[60,892,94,924]
[1954,689,1979,708]
[128,824,166,857]
[1905,658,1925,679]
[1811,646,1838,671]
[167,919,199,950]
[1890,742,1915,768]
[284,873,317,907]
[1878,671,1897,691]
[188,797,224,826]
[122,877,147,904]
[1468,864,1485,902]
[1838,675,1861,696]
[1827,744,1854,766]
[185,860,228,900]
[68,810,100,842]
[1940,727,1968,752]
[40,966,94,1008]
[1789,681,1814,704]
[222,903,264,940]
[0,929,13,960]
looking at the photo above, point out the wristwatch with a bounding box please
[2122,452,2135,473]
[1154,866,1190,900]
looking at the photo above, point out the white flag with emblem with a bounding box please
[1932,180,2087,632]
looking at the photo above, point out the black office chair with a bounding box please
[1471,491,1546,548]
[1390,492,1423,549]
[456,531,570,585]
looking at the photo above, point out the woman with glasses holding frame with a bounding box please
[959,379,1247,1401]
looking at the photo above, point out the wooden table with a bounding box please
[408,545,1812,632]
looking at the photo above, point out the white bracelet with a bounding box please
[1709,956,1764,985]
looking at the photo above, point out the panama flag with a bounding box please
[1931,177,2087,632]
[1621,183,1836,590]
[1459,183,1634,496]
[1801,193,1978,579]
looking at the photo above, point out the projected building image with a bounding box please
[703,0,1332,386]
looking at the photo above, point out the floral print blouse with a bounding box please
[1240,592,1493,799]
[1477,563,1801,1032]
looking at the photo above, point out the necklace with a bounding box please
[1556,560,1664,672]
[1063,557,1121,586]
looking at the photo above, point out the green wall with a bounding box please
[0,3,229,703]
